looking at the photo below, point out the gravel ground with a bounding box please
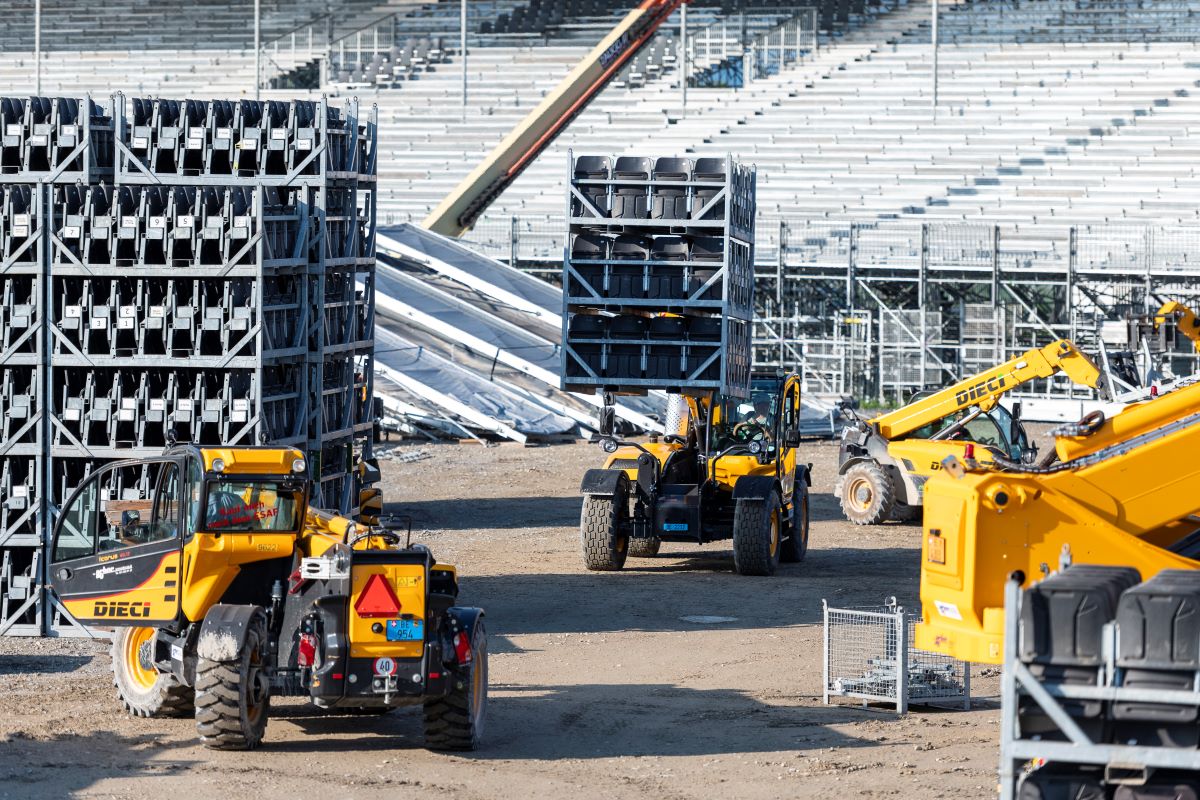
[0,438,1006,800]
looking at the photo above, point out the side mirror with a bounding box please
[783,429,802,449]
[121,510,141,529]
[1009,402,1022,446]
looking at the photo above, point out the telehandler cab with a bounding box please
[48,445,486,751]
[579,373,810,577]
[836,339,1107,525]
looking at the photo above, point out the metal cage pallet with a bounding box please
[561,150,756,398]
[0,93,378,636]
[823,598,971,714]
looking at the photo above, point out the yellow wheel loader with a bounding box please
[836,339,1107,525]
[914,376,1200,665]
[48,445,486,751]
[579,373,810,577]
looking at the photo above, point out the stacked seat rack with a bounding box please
[1000,569,1200,799]
[0,93,377,636]
[561,150,755,398]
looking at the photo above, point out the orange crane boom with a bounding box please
[423,0,688,237]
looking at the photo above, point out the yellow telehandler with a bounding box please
[48,445,486,751]
[579,373,810,577]
[915,376,1200,664]
[836,340,1107,524]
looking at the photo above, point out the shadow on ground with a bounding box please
[271,684,888,760]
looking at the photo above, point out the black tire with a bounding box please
[780,486,810,564]
[628,536,661,558]
[837,461,895,525]
[424,621,487,751]
[895,502,921,523]
[732,490,782,577]
[110,626,193,718]
[580,483,629,571]
[194,613,270,750]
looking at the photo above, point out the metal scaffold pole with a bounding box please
[254,0,261,99]
[461,0,468,121]
[931,0,939,119]
[33,0,41,94]
[680,3,688,114]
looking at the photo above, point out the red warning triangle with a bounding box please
[354,573,402,618]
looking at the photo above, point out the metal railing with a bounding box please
[259,13,333,88]
[685,7,817,85]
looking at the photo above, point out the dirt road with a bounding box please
[0,440,1002,800]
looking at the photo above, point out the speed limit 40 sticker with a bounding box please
[373,656,399,677]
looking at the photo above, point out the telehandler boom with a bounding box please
[48,445,487,750]
[1154,300,1200,353]
[836,339,1107,524]
[915,378,1200,664]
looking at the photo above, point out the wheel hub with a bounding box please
[852,479,873,508]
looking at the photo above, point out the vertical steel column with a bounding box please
[254,0,261,100]
[680,3,688,114]
[461,0,468,122]
[34,0,41,95]
[931,0,939,119]
[919,223,928,389]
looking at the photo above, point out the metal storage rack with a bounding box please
[999,575,1200,800]
[0,94,377,636]
[823,598,971,714]
[561,150,756,398]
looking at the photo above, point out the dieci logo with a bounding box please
[93,600,152,618]
[955,375,1007,407]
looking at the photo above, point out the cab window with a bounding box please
[708,380,780,451]
[204,480,301,532]
[958,415,1004,449]
[52,460,181,561]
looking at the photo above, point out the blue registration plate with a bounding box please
[385,618,424,641]
[662,523,688,532]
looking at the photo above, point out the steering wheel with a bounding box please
[346,528,404,549]
[731,421,766,442]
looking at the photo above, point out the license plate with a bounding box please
[662,523,688,532]
[385,618,424,642]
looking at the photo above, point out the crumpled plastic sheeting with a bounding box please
[374,327,574,437]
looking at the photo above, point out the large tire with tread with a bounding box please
[780,486,810,564]
[628,536,661,558]
[732,490,782,577]
[424,621,487,751]
[194,613,270,750]
[111,626,193,718]
[838,461,895,525]
[580,482,630,571]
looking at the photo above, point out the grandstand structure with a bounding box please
[1,0,1199,403]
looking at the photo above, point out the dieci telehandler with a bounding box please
[47,445,486,751]
[914,375,1200,665]
[579,373,811,577]
[836,339,1108,525]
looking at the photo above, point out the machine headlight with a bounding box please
[211,458,225,473]
[292,457,306,473]
[748,441,762,455]
[600,438,619,454]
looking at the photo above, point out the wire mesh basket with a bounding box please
[823,597,971,713]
